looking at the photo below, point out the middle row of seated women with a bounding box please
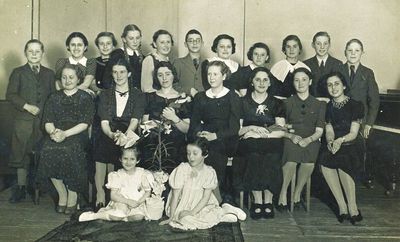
[38,56,365,224]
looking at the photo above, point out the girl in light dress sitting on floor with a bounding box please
[79,147,154,222]
[160,137,246,230]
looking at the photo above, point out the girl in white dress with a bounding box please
[79,147,154,222]
[160,138,246,230]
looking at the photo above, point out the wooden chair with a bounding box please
[290,172,311,212]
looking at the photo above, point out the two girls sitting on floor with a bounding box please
[79,138,246,230]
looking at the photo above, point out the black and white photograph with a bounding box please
[0,0,399,241]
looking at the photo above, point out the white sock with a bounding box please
[221,203,247,220]
[220,214,238,223]
[79,212,96,222]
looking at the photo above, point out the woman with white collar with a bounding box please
[201,34,240,91]
[141,29,174,93]
[189,60,241,203]
[103,24,144,90]
[55,32,96,91]
[270,35,310,98]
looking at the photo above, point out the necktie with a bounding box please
[350,65,355,85]
[193,58,199,70]
[32,65,39,75]
[320,60,325,70]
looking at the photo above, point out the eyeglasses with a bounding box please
[187,39,202,44]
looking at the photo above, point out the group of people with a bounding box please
[6,23,379,230]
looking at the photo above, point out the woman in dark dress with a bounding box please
[37,64,94,214]
[238,67,286,219]
[278,68,325,211]
[189,60,241,203]
[230,42,280,97]
[55,32,96,92]
[141,30,174,93]
[93,32,117,91]
[140,61,190,172]
[201,34,240,91]
[94,58,146,209]
[320,72,364,224]
[103,24,144,90]
[270,35,310,98]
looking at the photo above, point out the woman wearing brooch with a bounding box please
[140,61,191,173]
[319,72,364,224]
[278,68,325,211]
[237,67,286,219]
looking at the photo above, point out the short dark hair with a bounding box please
[121,24,142,38]
[312,31,331,44]
[24,39,44,52]
[120,146,140,160]
[151,29,174,48]
[211,34,236,54]
[66,32,89,52]
[323,71,349,96]
[293,67,313,80]
[247,42,270,63]
[110,58,132,73]
[345,38,364,52]
[95,32,118,47]
[61,63,84,84]
[153,61,179,87]
[281,35,302,54]
[246,67,273,95]
[207,60,231,80]
[188,137,209,156]
[185,29,202,42]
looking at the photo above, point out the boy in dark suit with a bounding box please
[339,38,379,187]
[304,32,342,98]
[6,39,55,203]
[173,29,204,97]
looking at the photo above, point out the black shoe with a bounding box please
[293,201,301,211]
[95,202,104,212]
[276,204,288,213]
[9,185,26,203]
[65,204,78,215]
[221,195,237,207]
[250,203,263,220]
[338,213,350,223]
[350,210,363,225]
[55,205,66,214]
[263,203,275,219]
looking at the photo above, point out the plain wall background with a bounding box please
[0,0,399,99]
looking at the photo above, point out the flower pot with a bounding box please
[145,197,165,220]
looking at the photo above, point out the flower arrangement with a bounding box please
[141,93,192,220]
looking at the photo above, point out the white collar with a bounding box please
[249,63,257,70]
[208,56,239,73]
[123,47,140,57]
[205,87,230,98]
[316,55,328,65]
[28,63,40,72]
[347,62,360,71]
[69,56,87,66]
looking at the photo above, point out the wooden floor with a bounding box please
[0,184,400,242]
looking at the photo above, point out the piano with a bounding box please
[368,91,400,195]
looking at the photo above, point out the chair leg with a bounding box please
[247,192,251,209]
[239,191,244,209]
[306,176,311,212]
[290,172,296,212]
[88,182,93,204]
